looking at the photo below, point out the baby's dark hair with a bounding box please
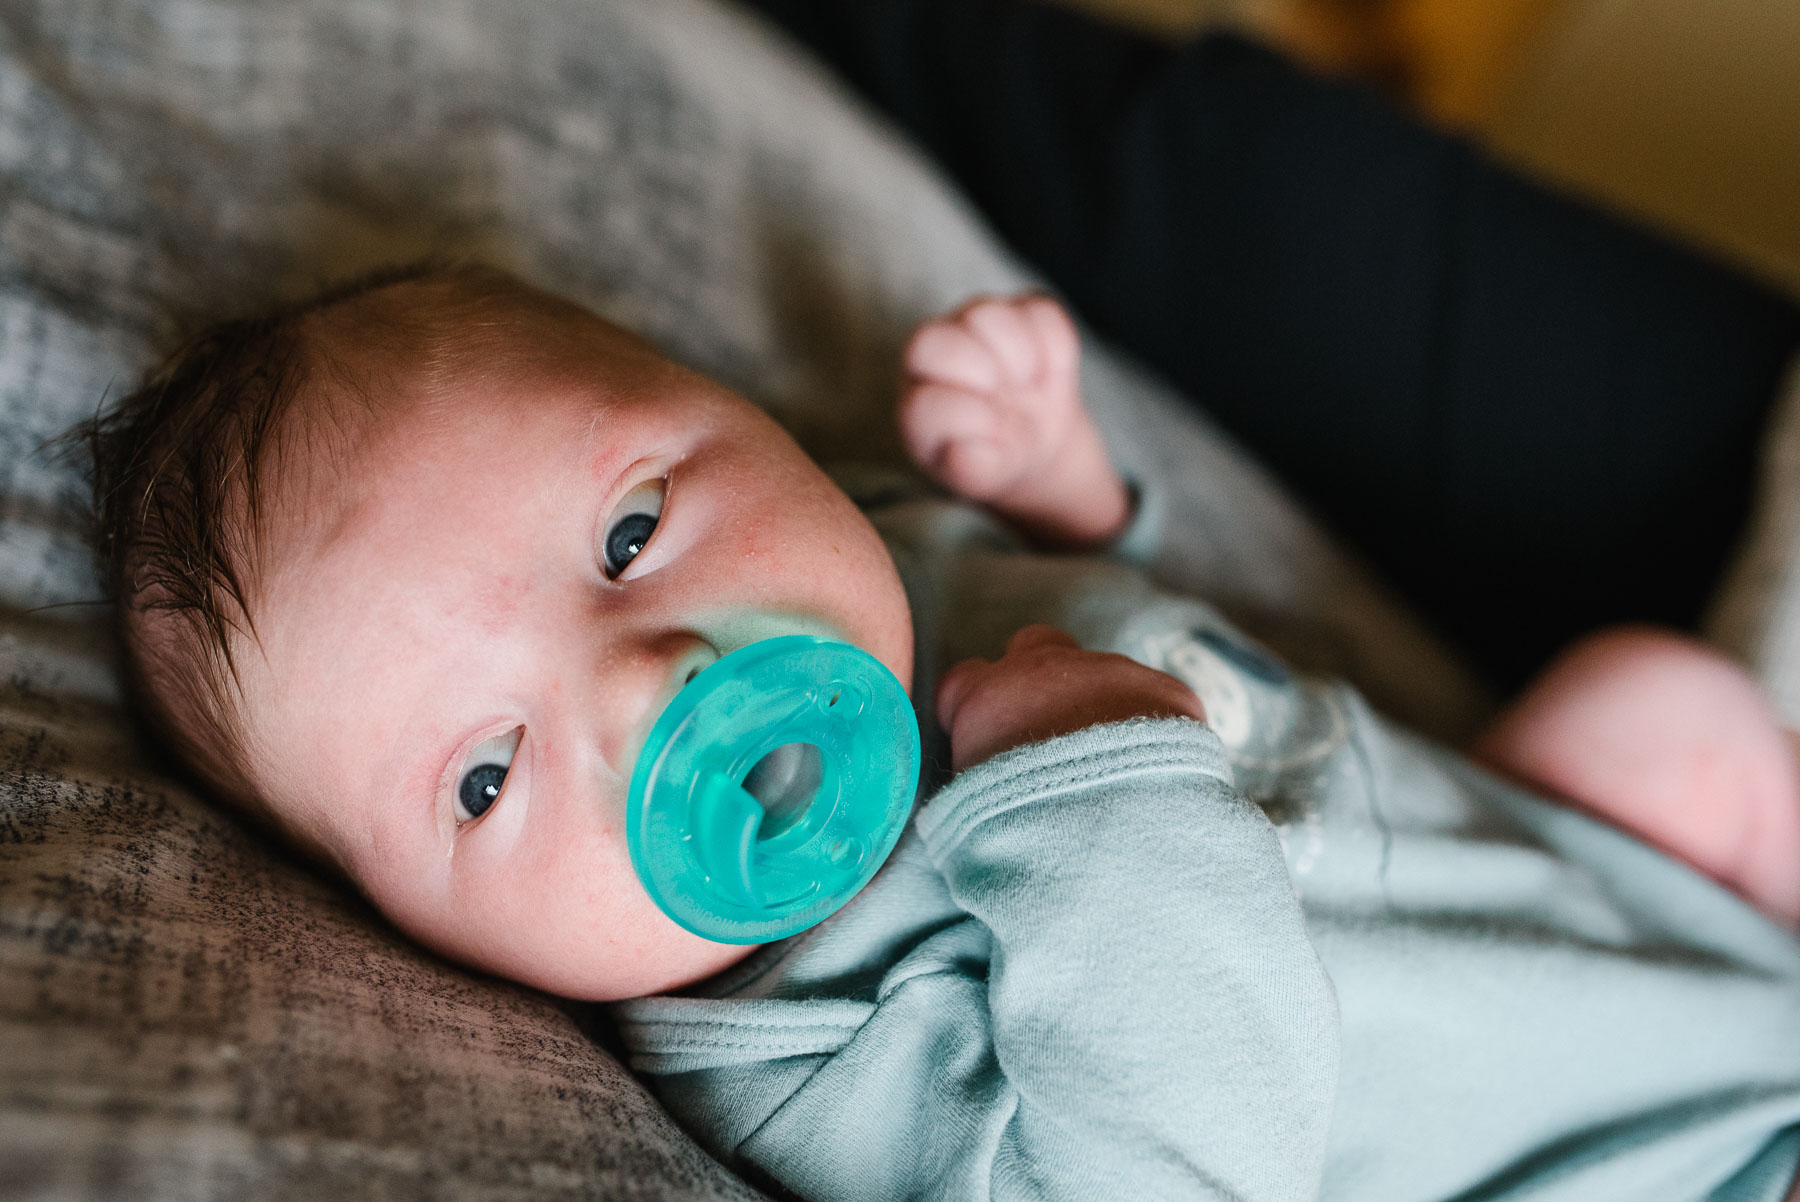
[74,260,520,806]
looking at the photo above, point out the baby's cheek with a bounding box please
[535,883,751,1000]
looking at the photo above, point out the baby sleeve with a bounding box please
[704,718,1341,1201]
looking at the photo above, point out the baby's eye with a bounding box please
[601,478,665,580]
[455,727,522,823]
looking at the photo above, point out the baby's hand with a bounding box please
[901,295,1132,549]
[937,625,1207,772]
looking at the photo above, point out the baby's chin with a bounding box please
[533,940,757,1003]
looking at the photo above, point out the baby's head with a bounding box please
[86,264,914,1000]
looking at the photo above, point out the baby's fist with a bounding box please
[901,295,1129,549]
[936,625,1207,772]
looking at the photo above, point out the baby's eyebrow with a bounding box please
[578,409,605,455]
[550,412,615,517]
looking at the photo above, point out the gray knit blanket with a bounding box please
[11,0,1776,1196]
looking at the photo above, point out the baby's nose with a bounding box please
[599,632,720,777]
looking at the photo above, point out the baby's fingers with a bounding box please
[902,382,999,463]
[901,383,1024,497]
[961,298,1039,385]
[904,321,1002,394]
[1020,295,1079,385]
[1005,624,1080,656]
[938,628,1076,726]
[939,627,1087,733]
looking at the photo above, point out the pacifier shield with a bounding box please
[626,635,919,944]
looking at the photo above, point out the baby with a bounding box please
[86,264,1800,1200]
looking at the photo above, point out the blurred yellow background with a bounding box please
[1057,0,1800,297]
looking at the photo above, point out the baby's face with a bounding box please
[238,298,913,1000]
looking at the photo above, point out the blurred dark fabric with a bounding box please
[743,0,1800,688]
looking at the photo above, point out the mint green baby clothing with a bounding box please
[612,474,1800,1202]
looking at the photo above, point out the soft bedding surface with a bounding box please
[0,0,1498,1196]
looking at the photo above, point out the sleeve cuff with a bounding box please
[914,716,1230,862]
[1107,475,1166,567]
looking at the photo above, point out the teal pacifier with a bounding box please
[626,635,920,944]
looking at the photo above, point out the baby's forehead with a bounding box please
[253,285,665,593]
[249,271,722,640]
[275,280,646,499]
[302,272,663,394]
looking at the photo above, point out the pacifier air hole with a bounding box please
[821,680,866,718]
[742,741,824,839]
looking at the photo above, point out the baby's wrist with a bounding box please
[990,430,1133,552]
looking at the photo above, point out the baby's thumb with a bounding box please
[935,657,988,730]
